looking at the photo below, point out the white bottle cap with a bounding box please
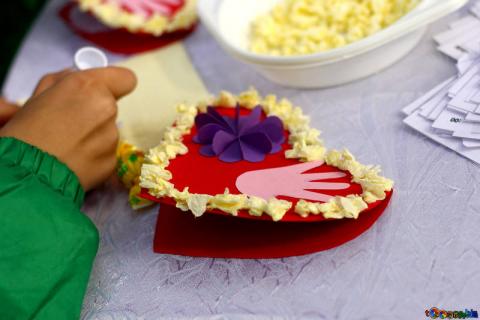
[74,46,108,70]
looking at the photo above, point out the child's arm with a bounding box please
[0,98,19,126]
[0,137,98,319]
[0,67,136,319]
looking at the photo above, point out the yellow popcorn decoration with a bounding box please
[247,196,269,216]
[265,198,293,222]
[213,91,238,107]
[171,187,191,212]
[285,141,326,162]
[325,149,394,203]
[140,164,175,197]
[207,189,248,216]
[295,195,368,219]
[187,194,212,217]
[250,0,419,56]
[245,196,292,221]
[116,142,153,209]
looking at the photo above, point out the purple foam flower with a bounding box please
[193,105,285,163]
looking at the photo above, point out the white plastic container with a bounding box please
[198,0,468,88]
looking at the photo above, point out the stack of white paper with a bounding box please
[434,3,480,60]
[403,2,480,164]
[472,0,480,17]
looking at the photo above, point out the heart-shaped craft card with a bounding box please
[76,0,197,36]
[139,89,394,224]
[59,0,197,54]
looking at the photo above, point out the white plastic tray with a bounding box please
[198,0,469,88]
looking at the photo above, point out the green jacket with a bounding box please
[0,137,98,319]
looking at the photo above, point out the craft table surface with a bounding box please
[3,1,480,319]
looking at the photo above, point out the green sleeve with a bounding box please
[0,137,99,320]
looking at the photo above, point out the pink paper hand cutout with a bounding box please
[236,161,350,202]
[115,0,183,17]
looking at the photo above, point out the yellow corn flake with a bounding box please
[117,142,153,209]
[237,88,262,109]
[295,195,368,219]
[361,190,380,204]
[176,103,198,117]
[285,141,326,162]
[208,189,248,216]
[117,142,143,188]
[250,0,419,56]
[160,141,188,159]
[325,149,394,203]
[284,107,310,131]
[288,128,321,145]
[261,94,279,114]
[295,199,322,218]
[142,14,168,36]
[265,198,293,221]
[128,184,152,210]
[187,194,212,217]
[247,196,268,217]
[139,164,174,197]
[163,126,186,143]
[266,98,293,120]
[172,187,191,212]
[213,91,237,107]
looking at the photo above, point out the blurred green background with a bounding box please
[2,0,47,88]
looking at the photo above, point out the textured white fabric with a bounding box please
[3,0,480,319]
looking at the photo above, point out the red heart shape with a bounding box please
[140,107,391,222]
[153,191,392,258]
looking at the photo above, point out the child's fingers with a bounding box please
[83,67,137,99]
[31,68,74,98]
[0,99,20,127]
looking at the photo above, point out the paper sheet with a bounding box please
[402,2,480,163]
[115,43,209,150]
[404,111,480,164]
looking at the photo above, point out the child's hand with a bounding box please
[0,98,20,127]
[0,69,72,128]
[0,67,137,191]
[31,68,73,98]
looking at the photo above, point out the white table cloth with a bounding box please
[3,1,480,319]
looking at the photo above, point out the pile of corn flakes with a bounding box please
[250,0,419,56]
